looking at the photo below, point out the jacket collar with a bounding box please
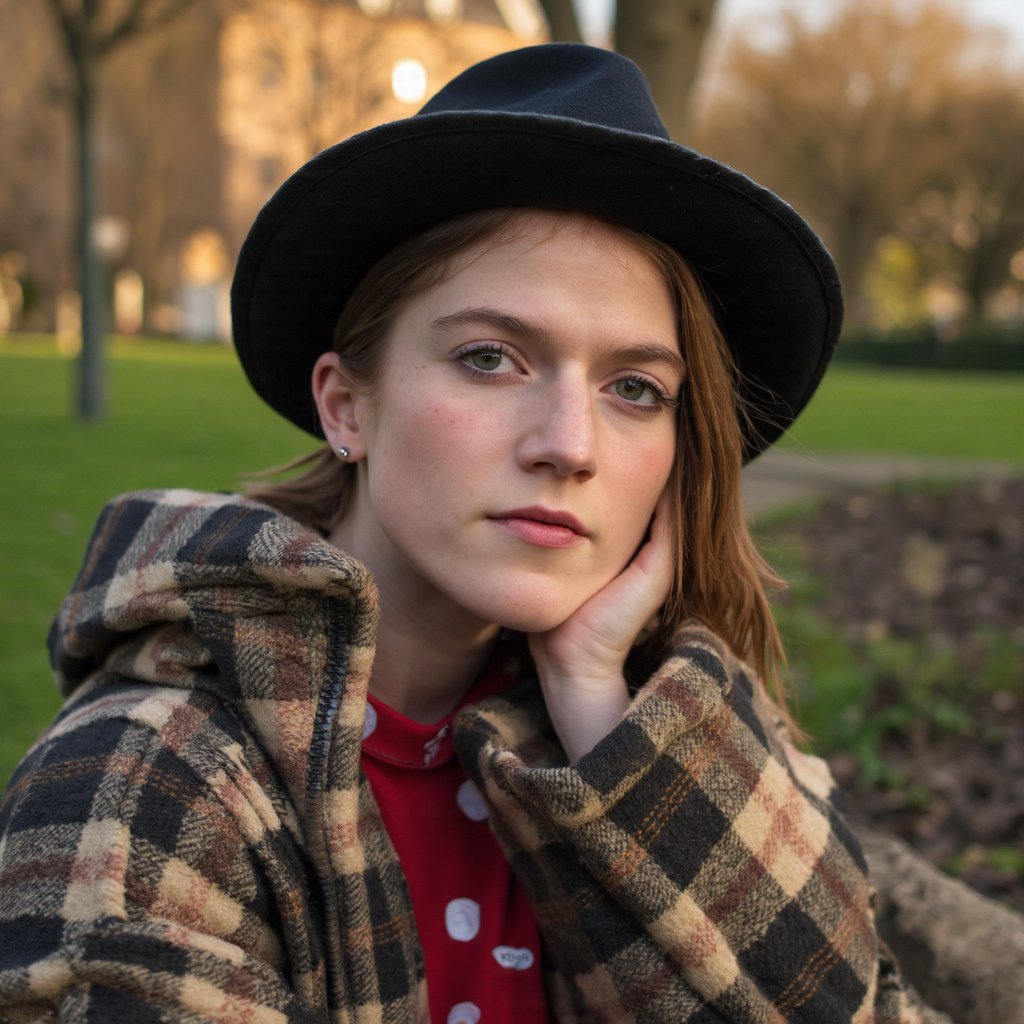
[50,488,380,813]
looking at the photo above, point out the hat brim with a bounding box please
[231,111,842,460]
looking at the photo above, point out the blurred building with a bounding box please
[0,0,545,337]
[220,0,546,251]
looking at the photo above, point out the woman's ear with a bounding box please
[311,352,368,461]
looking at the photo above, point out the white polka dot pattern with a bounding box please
[492,946,535,971]
[361,703,378,740]
[445,897,481,942]
[447,1002,482,1024]
[361,676,549,1020]
[424,724,449,765]
[456,780,490,821]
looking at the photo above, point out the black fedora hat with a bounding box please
[231,43,842,460]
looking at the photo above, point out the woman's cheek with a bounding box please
[613,441,675,529]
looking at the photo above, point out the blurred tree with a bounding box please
[902,72,1024,329]
[696,0,981,328]
[43,0,198,420]
[864,237,950,330]
[537,0,719,140]
[0,1,70,330]
[104,6,223,331]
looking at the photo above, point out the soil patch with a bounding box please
[782,477,1024,911]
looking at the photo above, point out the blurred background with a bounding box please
[4,0,1024,350]
[1,0,1022,944]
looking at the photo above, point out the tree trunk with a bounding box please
[959,217,1019,332]
[831,196,877,331]
[74,52,106,420]
[536,0,582,43]
[614,0,718,142]
[45,0,199,419]
[858,826,1024,1024]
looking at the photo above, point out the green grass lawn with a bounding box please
[2,335,1023,785]
[781,365,1024,460]
[0,336,315,783]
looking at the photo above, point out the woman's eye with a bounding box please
[467,349,506,372]
[613,376,664,406]
[456,344,518,375]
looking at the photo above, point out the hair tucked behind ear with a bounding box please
[248,208,794,729]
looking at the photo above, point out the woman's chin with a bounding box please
[426,567,612,637]
[493,609,570,636]
[466,587,590,636]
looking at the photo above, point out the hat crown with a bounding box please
[418,43,670,142]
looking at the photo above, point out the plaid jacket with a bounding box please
[0,490,933,1023]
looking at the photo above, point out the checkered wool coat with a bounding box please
[0,490,933,1023]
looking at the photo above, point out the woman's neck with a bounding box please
[368,608,498,723]
[331,522,501,723]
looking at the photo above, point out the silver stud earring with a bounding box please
[335,446,350,461]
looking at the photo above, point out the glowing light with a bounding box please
[392,59,427,104]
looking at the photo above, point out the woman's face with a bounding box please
[328,211,682,633]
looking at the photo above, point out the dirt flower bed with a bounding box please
[773,477,1024,911]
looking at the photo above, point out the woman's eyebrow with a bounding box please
[431,306,548,343]
[431,305,686,376]
[613,342,687,379]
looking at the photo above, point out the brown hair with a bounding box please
[248,208,790,715]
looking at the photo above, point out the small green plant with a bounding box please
[947,845,1024,880]
[763,522,1022,796]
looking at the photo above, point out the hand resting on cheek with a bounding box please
[528,489,675,763]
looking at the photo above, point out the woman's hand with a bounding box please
[528,491,674,763]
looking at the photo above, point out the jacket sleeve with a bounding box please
[454,626,938,1024]
[0,695,323,1024]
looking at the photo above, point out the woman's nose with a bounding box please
[516,382,597,479]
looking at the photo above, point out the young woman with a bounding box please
[0,45,935,1023]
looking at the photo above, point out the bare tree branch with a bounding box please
[43,0,89,89]
[100,0,198,56]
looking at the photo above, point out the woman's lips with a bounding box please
[488,506,588,549]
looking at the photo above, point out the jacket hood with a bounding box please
[49,489,379,806]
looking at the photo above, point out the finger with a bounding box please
[632,489,674,584]
[650,488,673,548]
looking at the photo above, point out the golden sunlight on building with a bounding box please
[220,0,546,253]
